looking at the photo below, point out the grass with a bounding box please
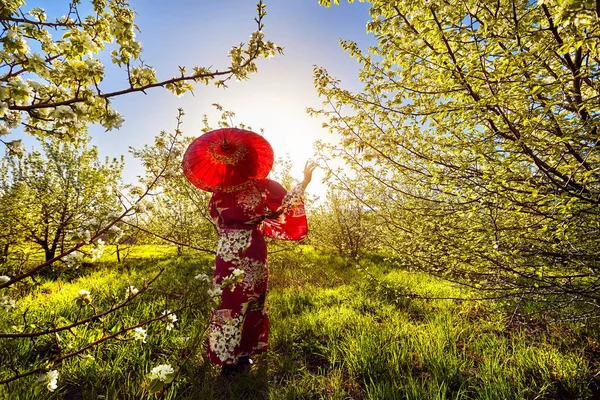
[0,245,598,399]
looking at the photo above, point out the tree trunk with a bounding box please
[0,242,9,264]
[44,246,55,263]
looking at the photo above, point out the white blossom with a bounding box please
[0,101,8,117]
[89,239,105,261]
[134,201,147,213]
[26,78,45,92]
[207,286,223,302]
[0,275,10,283]
[1,296,16,312]
[125,285,139,297]
[3,109,21,129]
[102,110,124,130]
[62,251,84,268]
[6,28,30,54]
[6,139,25,158]
[110,225,123,241]
[27,53,47,73]
[132,327,147,343]
[162,310,177,331]
[36,370,58,392]
[51,105,77,124]
[194,273,210,283]
[221,268,245,291]
[148,364,174,382]
[84,57,103,74]
[77,289,92,304]
[7,79,32,104]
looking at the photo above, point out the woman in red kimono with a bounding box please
[206,161,316,374]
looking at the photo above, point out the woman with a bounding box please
[181,128,316,375]
[206,162,315,374]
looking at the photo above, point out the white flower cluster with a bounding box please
[148,364,174,382]
[36,370,58,392]
[207,286,223,303]
[73,230,92,244]
[133,201,147,214]
[1,273,16,311]
[221,268,245,291]
[5,28,30,55]
[1,296,16,312]
[130,65,157,87]
[110,225,124,242]
[77,289,92,304]
[132,327,147,343]
[125,285,139,298]
[0,109,21,135]
[102,110,124,131]
[162,310,177,331]
[62,251,84,268]
[51,105,77,124]
[194,273,210,284]
[89,239,105,261]
[5,139,25,158]
[0,101,8,118]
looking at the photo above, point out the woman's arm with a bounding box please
[263,161,317,220]
[302,160,317,190]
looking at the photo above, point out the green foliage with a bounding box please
[312,0,600,322]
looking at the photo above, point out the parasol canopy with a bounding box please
[181,128,274,193]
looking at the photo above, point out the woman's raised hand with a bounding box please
[302,160,317,190]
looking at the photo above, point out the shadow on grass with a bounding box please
[174,359,270,400]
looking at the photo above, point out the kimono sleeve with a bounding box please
[259,179,308,241]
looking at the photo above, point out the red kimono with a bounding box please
[207,179,307,366]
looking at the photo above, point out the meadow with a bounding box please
[0,245,598,399]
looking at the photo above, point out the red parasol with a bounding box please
[181,128,274,193]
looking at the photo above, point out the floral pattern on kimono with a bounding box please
[207,179,307,366]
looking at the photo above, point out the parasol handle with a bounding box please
[221,137,231,150]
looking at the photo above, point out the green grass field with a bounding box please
[0,246,598,399]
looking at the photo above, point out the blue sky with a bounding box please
[24,1,375,197]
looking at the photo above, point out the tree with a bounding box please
[309,187,379,258]
[313,0,600,321]
[0,133,122,264]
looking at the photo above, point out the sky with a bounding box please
[22,0,375,199]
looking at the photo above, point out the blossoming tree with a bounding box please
[313,0,600,321]
[0,134,123,264]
